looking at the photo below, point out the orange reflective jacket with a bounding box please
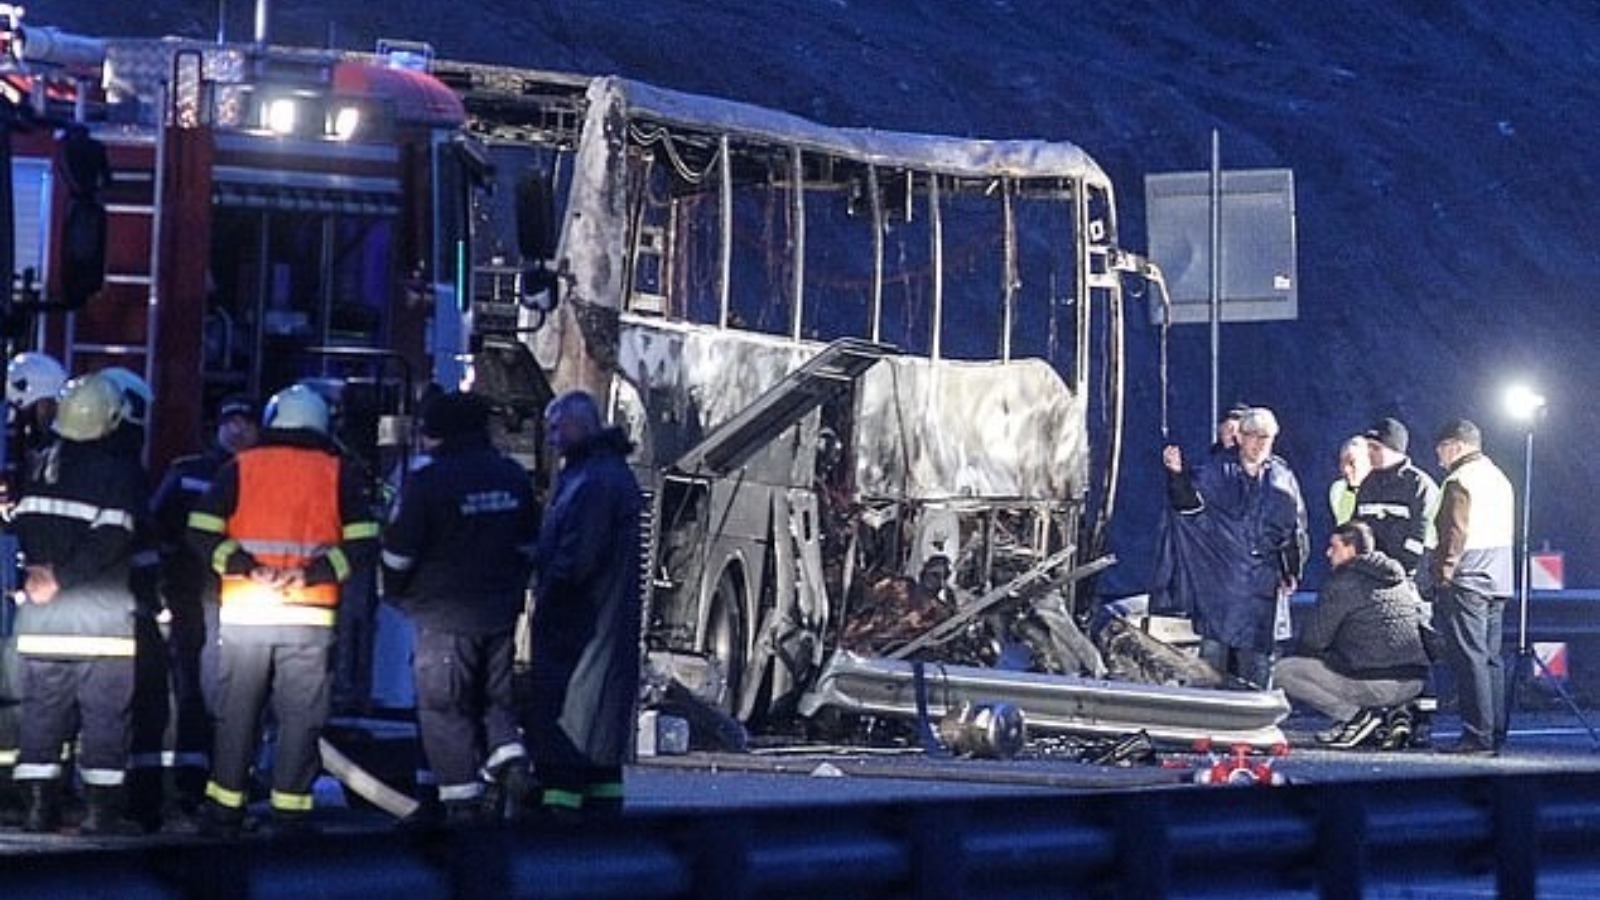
[219,446,343,627]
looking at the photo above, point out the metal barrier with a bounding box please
[8,770,1600,898]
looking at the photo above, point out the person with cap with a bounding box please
[141,393,260,826]
[1327,435,1371,527]
[1354,417,1441,580]
[1209,403,1251,456]
[381,391,538,826]
[10,372,147,834]
[1276,521,1432,750]
[1428,419,1515,755]
[187,384,379,835]
[526,390,644,817]
[1158,406,1308,688]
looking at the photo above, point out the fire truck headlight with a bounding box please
[331,106,362,141]
[264,98,298,135]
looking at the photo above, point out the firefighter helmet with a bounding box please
[6,352,67,410]
[53,372,123,442]
[99,365,153,428]
[264,384,330,434]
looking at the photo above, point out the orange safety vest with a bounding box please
[219,446,344,627]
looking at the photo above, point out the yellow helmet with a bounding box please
[53,372,124,442]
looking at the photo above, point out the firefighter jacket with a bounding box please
[1295,551,1431,681]
[187,429,378,640]
[12,438,146,658]
[530,427,644,766]
[381,434,538,635]
[1429,450,1515,598]
[1353,458,1440,577]
[151,442,232,621]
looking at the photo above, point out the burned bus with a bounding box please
[447,69,1288,745]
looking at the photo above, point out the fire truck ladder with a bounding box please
[62,131,162,399]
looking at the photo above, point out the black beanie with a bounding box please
[1364,417,1409,454]
[420,392,491,440]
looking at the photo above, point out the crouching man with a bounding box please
[1276,521,1432,750]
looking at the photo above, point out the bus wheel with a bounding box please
[706,567,747,717]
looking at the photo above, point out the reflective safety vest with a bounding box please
[218,446,344,627]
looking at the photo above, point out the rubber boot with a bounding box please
[22,779,60,834]
[197,799,245,839]
[80,784,142,836]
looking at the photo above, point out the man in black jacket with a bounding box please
[528,390,643,817]
[1354,417,1440,580]
[382,391,538,825]
[1276,521,1432,750]
[12,373,146,834]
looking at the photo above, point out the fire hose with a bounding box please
[318,737,420,820]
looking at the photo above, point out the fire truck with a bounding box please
[2,10,1290,752]
[0,9,476,482]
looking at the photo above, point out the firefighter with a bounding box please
[147,394,259,820]
[97,365,186,831]
[4,351,68,500]
[381,391,538,826]
[11,372,146,835]
[527,390,644,818]
[187,384,378,836]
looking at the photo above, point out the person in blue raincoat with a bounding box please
[1153,407,1308,688]
[527,391,644,817]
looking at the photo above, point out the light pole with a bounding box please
[1502,385,1599,749]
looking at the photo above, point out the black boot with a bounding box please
[80,784,142,836]
[22,779,61,834]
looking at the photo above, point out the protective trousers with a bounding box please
[15,656,133,786]
[128,613,212,822]
[206,635,331,814]
[413,627,524,801]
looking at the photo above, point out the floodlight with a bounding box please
[331,106,362,141]
[264,98,298,135]
[1503,384,1546,422]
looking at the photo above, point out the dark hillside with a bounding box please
[32,0,1600,589]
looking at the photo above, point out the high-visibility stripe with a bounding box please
[80,767,126,787]
[344,520,379,540]
[129,750,210,769]
[439,782,486,802]
[207,781,246,809]
[542,788,584,810]
[189,511,227,533]
[17,634,137,657]
[14,496,135,531]
[270,790,314,812]
[381,549,415,571]
[219,600,336,628]
[14,763,62,780]
[483,742,527,772]
[210,538,240,573]
[326,546,351,582]
[180,476,212,493]
[585,781,625,800]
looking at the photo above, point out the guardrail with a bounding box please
[8,770,1600,898]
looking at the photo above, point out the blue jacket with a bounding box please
[1152,448,1308,652]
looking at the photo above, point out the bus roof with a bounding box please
[603,75,1115,187]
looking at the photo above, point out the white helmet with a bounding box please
[53,372,124,442]
[6,352,67,410]
[264,384,330,434]
[99,365,153,428]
